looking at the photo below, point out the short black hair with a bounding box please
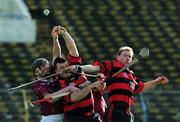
[53,57,67,66]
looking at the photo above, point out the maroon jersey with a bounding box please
[93,59,144,108]
[59,54,94,115]
[32,79,64,115]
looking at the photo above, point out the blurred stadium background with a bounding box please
[0,0,179,122]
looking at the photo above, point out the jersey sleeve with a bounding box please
[93,60,112,77]
[67,53,82,65]
[133,76,144,94]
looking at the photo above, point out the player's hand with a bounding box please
[57,26,67,36]
[156,76,169,85]
[96,73,106,82]
[51,26,59,39]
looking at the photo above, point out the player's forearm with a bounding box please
[51,87,71,97]
[96,82,106,92]
[52,36,61,60]
[43,92,57,103]
[46,86,78,103]
[81,65,100,73]
[62,31,79,57]
[44,92,63,103]
[50,89,70,102]
[143,79,159,91]
[70,86,92,102]
[143,76,169,91]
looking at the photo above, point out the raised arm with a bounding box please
[57,26,79,57]
[51,26,61,61]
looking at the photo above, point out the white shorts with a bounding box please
[40,114,64,122]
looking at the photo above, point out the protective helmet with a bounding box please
[31,58,49,72]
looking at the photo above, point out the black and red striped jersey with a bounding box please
[93,59,144,108]
[59,53,94,114]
